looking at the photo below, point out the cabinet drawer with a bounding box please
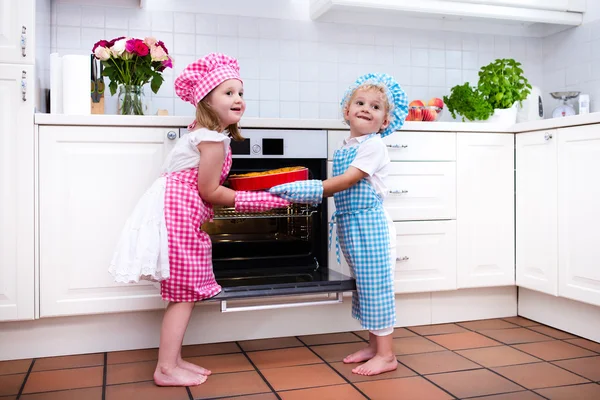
[385,162,456,221]
[327,131,456,161]
[394,221,457,293]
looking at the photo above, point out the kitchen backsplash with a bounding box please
[50,1,548,120]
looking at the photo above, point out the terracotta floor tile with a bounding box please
[19,387,102,400]
[527,326,577,340]
[106,360,155,385]
[180,342,240,357]
[470,391,545,399]
[278,384,366,400]
[353,327,415,340]
[189,371,271,398]
[0,374,25,396]
[33,353,104,371]
[218,394,278,400]
[330,360,416,382]
[23,366,103,394]
[503,317,540,327]
[184,353,254,374]
[553,356,600,381]
[392,336,446,355]
[535,383,600,400]
[458,319,520,331]
[310,342,366,362]
[219,393,277,400]
[478,328,553,345]
[299,332,362,345]
[105,380,189,400]
[492,362,589,389]
[564,338,600,353]
[107,348,158,364]
[356,376,453,400]
[457,346,541,367]
[261,364,344,391]
[427,368,523,398]
[407,323,469,336]
[238,337,303,352]
[428,331,502,350]
[398,351,480,375]
[247,347,321,369]
[0,359,31,375]
[513,341,596,361]
[353,330,370,340]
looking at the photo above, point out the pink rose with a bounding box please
[134,41,149,56]
[94,46,111,61]
[92,40,109,53]
[150,43,167,61]
[157,40,169,55]
[107,36,126,48]
[144,37,157,47]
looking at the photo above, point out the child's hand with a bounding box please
[269,180,323,205]
[234,191,291,213]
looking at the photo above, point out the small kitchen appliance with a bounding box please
[517,85,544,122]
[550,91,580,118]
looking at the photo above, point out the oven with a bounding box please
[179,128,355,311]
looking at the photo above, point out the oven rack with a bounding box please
[213,205,316,219]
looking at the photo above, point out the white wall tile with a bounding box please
[81,6,104,28]
[218,15,238,37]
[81,28,104,52]
[57,27,81,49]
[411,48,428,67]
[299,82,318,102]
[318,82,338,103]
[129,11,152,31]
[319,103,338,119]
[300,102,319,119]
[411,67,429,86]
[196,35,217,56]
[259,60,279,80]
[238,38,259,59]
[280,81,300,101]
[57,4,81,27]
[280,40,300,61]
[104,8,130,30]
[279,61,300,81]
[244,100,259,117]
[429,68,446,88]
[429,50,445,68]
[196,14,218,35]
[237,17,260,38]
[174,34,195,55]
[280,102,300,118]
[260,101,279,118]
[174,13,195,34]
[446,50,461,69]
[217,37,238,58]
[260,80,279,100]
[152,11,173,32]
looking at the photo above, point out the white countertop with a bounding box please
[34,112,600,133]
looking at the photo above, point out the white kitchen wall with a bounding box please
[542,1,600,114]
[50,0,544,120]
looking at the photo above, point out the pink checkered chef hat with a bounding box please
[175,53,242,106]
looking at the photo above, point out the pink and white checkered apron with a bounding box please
[160,149,232,302]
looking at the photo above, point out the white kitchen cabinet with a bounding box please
[394,221,457,293]
[516,130,558,296]
[385,162,456,221]
[0,64,34,321]
[0,0,34,65]
[557,125,600,307]
[457,133,515,288]
[38,126,179,317]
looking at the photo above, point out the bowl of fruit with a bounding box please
[406,98,444,122]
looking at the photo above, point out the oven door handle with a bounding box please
[219,292,344,313]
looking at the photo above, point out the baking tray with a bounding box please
[228,167,308,191]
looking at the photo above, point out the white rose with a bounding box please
[150,44,168,61]
[144,37,158,47]
[111,39,126,57]
[94,46,111,61]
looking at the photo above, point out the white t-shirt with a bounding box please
[161,128,231,174]
[341,134,390,199]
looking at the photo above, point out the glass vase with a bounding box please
[117,85,147,115]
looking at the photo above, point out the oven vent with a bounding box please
[213,205,317,220]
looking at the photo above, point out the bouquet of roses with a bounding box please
[92,36,174,96]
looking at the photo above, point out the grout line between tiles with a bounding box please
[102,352,107,400]
[15,358,35,399]
[295,335,371,400]
[234,341,282,400]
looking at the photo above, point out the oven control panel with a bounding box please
[179,128,327,159]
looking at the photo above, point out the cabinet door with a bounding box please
[0,0,34,64]
[558,125,600,306]
[516,130,558,295]
[457,133,515,288]
[39,126,179,317]
[394,221,457,293]
[385,162,456,221]
[0,65,34,321]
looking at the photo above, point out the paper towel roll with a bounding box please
[62,54,91,115]
[50,53,63,114]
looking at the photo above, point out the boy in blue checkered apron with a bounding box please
[270,73,408,376]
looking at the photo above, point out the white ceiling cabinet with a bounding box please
[310,0,585,37]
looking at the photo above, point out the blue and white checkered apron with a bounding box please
[330,133,396,330]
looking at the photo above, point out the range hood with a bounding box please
[310,0,584,37]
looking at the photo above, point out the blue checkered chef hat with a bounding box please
[340,73,408,138]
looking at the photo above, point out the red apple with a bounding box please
[406,107,423,121]
[421,108,437,121]
[427,97,444,110]
[409,100,425,108]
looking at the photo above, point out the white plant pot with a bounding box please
[485,103,518,126]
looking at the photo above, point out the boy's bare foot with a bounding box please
[178,358,211,376]
[153,365,208,387]
[352,355,398,376]
[343,346,376,363]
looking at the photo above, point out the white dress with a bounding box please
[108,128,231,283]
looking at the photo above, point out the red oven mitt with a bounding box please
[234,191,291,213]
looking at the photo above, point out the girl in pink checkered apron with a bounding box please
[109,53,289,387]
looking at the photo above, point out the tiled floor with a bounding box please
[2,317,600,399]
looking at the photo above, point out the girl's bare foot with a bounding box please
[177,357,211,376]
[343,346,377,363]
[153,365,208,387]
[352,355,398,376]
